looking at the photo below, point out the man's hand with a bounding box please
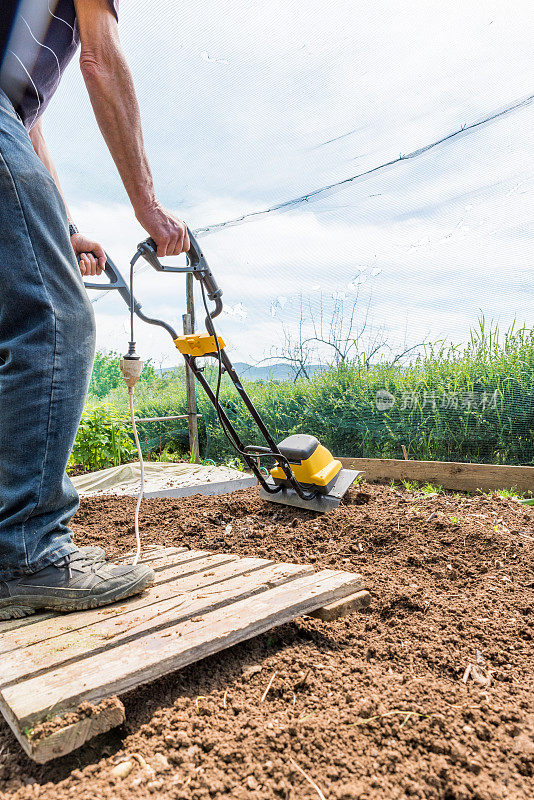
[70,232,106,277]
[136,201,190,258]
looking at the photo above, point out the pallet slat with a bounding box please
[0,561,312,687]
[25,700,126,765]
[0,552,242,656]
[308,589,371,621]
[2,569,362,729]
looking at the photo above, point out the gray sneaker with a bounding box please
[0,550,155,620]
[77,545,106,562]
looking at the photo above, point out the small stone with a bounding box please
[246,775,259,790]
[152,753,170,773]
[463,725,473,734]
[111,760,134,779]
[514,733,534,755]
[242,664,262,679]
[147,779,164,793]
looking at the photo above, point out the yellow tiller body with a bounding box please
[270,437,342,493]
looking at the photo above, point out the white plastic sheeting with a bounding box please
[43,0,533,364]
[72,461,249,497]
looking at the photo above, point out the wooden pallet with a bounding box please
[0,546,370,763]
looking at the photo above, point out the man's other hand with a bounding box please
[71,232,106,277]
[136,201,190,258]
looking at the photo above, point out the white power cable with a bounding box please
[128,386,144,567]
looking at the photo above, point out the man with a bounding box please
[0,0,190,619]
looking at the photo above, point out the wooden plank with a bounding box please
[339,457,534,493]
[152,555,242,591]
[0,562,312,687]
[25,699,126,764]
[0,612,55,635]
[0,554,266,656]
[121,546,192,567]
[125,550,238,580]
[307,589,371,621]
[0,547,188,636]
[2,569,362,728]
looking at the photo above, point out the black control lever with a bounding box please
[83,254,142,316]
[136,228,223,322]
[137,230,222,299]
[83,253,178,340]
[82,227,223,340]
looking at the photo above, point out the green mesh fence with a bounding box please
[115,325,534,468]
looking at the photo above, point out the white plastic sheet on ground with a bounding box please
[72,462,248,497]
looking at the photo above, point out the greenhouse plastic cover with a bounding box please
[40,0,533,365]
[38,1,534,464]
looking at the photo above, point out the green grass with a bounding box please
[79,321,534,470]
[419,483,444,495]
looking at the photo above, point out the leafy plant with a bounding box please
[420,483,443,495]
[224,457,245,472]
[79,321,534,469]
[72,405,135,471]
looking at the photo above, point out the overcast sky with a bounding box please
[42,0,534,366]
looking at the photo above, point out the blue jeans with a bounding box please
[0,90,96,580]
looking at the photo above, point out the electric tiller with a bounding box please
[84,230,361,513]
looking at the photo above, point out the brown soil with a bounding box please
[1,483,533,800]
[28,700,125,744]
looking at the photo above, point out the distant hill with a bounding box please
[158,362,327,381]
[232,362,327,381]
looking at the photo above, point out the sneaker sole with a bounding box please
[0,571,154,621]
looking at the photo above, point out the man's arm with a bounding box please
[74,0,189,258]
[30,119,105,276]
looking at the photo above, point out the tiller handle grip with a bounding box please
[137,229,223,326]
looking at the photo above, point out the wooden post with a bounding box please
[183,273,200,462]
[186,271,195,330]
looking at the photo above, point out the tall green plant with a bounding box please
[81,322,534,468]
[71,405,135,471]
